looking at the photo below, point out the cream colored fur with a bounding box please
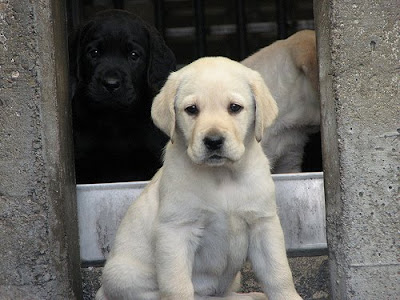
[242,30,319,173]
[96,57,302,300]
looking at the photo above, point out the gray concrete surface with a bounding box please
[0,0,81,298]
[81,256,330,300]
[314,0,399,299]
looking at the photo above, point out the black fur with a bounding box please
[69,10,176,183]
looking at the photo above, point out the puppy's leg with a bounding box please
[227,272,241,293]
[194,272,267,300]
[272,141,305,174]
[248,215,302,300]
[156,224,198,299]
[195,292,268,300]
[268,130,309,174]
[99,255,159,300]
[95,287,107,300]
[229,293,268,300]
[273,150,303,173]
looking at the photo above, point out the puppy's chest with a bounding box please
[194,212,249,269]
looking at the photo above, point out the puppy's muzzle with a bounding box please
[102,70,122,93]
[203,135,225,151]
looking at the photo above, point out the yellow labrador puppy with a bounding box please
[242,30,319,173]
[96,57,302,300]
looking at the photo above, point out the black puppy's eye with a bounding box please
[89,49,100,58]
[129,51,139,60]
[185,105,199,116]
[229,103,243,114]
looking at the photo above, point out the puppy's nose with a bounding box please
[204,135,224,151]
[102,75,121,92]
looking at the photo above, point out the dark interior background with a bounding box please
[66,0,321,174]
[66,0,315,65]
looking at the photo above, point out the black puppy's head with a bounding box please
[70,10,176,110]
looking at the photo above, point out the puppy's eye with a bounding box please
[185,105,199,116]
[229,103,243,114]
[89,49,100,58]
[129,51,139,60]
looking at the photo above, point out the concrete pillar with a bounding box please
[0,0,81,299]
[314,0,399,299]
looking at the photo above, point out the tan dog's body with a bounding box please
[96,57,301,300]
[242,30,319,173]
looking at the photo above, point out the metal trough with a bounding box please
[77,172,327,265]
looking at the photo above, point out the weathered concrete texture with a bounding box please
[314,0,399,299]
[81,256,330,300]
[0,0,81,299]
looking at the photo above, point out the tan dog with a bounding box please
[242,30,319,173]
[96,57,302,300]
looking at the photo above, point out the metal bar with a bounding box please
[77,172,327,264]
[235,0,248,60]
[193,0,206,57]
[275,0,288,39]
[154,0,166,38]
[164,20,314,39]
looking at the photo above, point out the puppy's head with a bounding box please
[152,57,278,166]
[70,10,175,110]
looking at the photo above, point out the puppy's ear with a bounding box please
[151,72,180,143]
[291,30,319,92]
[146,26,177,95]
[249,70,278,142]
[69,20,95,91]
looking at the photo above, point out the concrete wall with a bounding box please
[314,0,399,298]
[0,0,81,299]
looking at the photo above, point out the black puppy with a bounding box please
[69,10,176,183]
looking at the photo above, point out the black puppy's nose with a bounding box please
[204,135,224,151]
[102,74,121,92]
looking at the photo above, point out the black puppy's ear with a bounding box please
[69,20,96,85]
[68,19,95,99]
[146,26,177,96]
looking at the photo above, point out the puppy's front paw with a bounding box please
[246,292,268,300]
[228,292,268,300]
[270,293,302,300]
